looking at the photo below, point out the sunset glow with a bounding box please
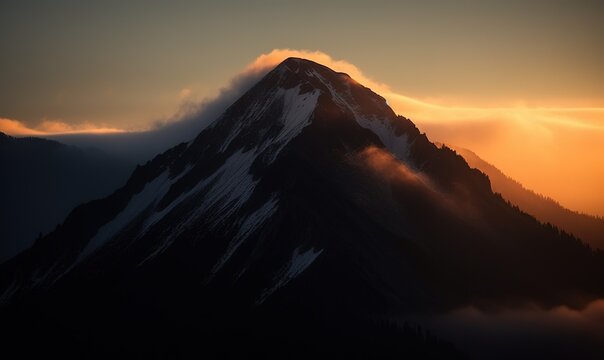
[0,118,126,136]
[2,47,602,215]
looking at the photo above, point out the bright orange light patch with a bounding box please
[0,118,126,136]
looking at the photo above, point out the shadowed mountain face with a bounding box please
[0,133,133,263]
[1,58,603,358]
[453,146,604,251]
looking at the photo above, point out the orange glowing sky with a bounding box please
[0,1,602,216]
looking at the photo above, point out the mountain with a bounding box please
[1,58,603,358]
[453,146,604,250]
[0,132,134,262]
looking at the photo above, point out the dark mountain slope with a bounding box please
[1,58,603,358]
[0,132,133,262]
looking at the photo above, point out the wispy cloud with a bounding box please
[0,118,125,136]
[423,299,604,360]
[357,145,482,221]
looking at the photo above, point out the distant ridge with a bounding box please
[452,145,604,250]
[0,132,133,262]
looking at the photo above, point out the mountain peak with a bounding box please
[268,56,395,121]
[277,57,343,76]
[274,57,356,87]
[279,56,315,66]
[197,56,412,168]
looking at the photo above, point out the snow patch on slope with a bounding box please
[139,149,260,264]
[311,70,411,162]
[218,90,276,153]
[212,196,279,274]
[0,279,19,305]
[79,171,176,261]
[272,86,320,145]
[200,148,259,219]
[356,115,411,161]
[217,84,320,163]
[257,246,323,304]
[138,167,204,235]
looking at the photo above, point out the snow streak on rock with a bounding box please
[257,246,324,304]
[212,196,279,274]
[311,70,411,162]
[79,171,173,261]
